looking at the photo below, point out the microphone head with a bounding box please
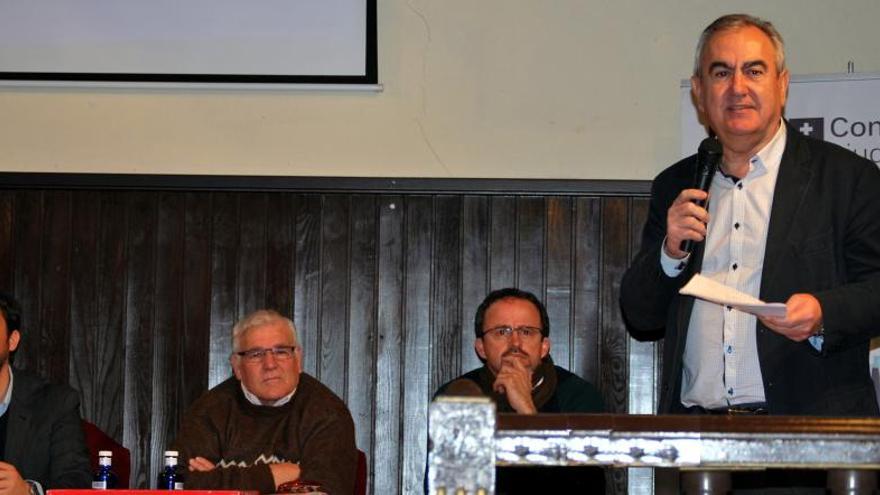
[698,136,723,156]
[696,136,723,177]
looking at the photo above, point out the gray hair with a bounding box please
[693,14,786,77]
[231,309,298,352]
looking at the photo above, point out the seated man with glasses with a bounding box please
[433,288,605,493]
[171,310,356,495]
[435,287,603,414]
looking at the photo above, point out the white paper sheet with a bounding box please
[679,273,787,318]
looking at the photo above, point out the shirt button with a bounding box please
[737,183,743,190]
[726,345,733,354]
[732,263,738,270]
[727,388,734,395]
[734,222,740,229]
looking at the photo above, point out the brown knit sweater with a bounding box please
[171,373,357,494]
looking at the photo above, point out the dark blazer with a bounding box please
[620,123,880,416]
[3,368,92,488]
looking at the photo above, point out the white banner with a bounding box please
[680,72,880,406]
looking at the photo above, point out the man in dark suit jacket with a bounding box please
[620,13,880,418]
[0,293,91,495]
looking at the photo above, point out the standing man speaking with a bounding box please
[621,14,880,418]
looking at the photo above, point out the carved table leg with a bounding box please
[680,470,731,495]
[827,469,878,495]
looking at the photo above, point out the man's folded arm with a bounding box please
[172,415,278,495]
[297,406,357,495]
[184,464,276,494]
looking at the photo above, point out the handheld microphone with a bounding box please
[679,136,723,255]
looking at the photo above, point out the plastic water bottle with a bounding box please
[157,450,185,490]
[92,450,118,489]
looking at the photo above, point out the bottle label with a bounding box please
[92,481,108,490]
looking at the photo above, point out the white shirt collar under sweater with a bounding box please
[241,381,297,407]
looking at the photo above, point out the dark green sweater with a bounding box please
[435,362,604,413]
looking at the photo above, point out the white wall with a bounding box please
[1,0,878,180]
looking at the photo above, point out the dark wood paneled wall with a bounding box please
[0,179,650,495]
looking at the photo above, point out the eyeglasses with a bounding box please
[235,346,297,363]
[482,326,543,340]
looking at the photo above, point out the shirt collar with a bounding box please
[747,119,787,177]
[240,381,297,407]
[532,375,544,391]
[0,368,14,417]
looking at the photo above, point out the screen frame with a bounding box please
[0,0,377,85]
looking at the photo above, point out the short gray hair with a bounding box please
[693,14,786,77]
[231,309,298,352]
